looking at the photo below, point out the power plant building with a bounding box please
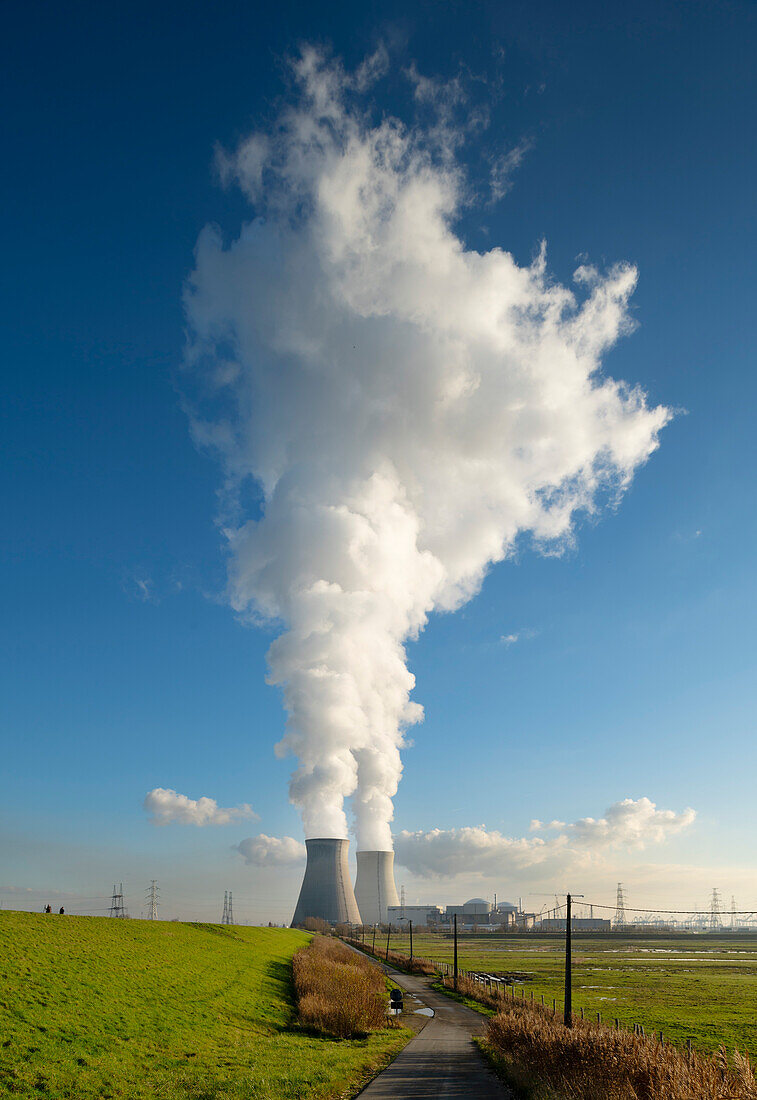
[354,851,400,925]
[387,904,443,926]
[291,838,362,926]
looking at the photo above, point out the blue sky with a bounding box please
[2,0,756,922]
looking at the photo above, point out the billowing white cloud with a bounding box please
[394,798,696,878]
[143,787,257,827]
[235,834,306,866]
[184,47,670,850]
[555,797,696,848]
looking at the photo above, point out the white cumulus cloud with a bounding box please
[235,834,306,866]
[394,797,695,878]
[143,787,257,827]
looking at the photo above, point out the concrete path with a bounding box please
[357,961,511,1099]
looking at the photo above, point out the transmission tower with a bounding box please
[145,880,159,920]
[227,890,234,925]
[221,890,229,924]
[109,883,127,918]
[400,884,406,917]
[731,896,737,929]
[709,888,722,931]
[614,883,627,928]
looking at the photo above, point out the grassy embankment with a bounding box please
[0,911,411,1099]
[379,930,757,1056]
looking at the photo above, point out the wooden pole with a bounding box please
[409,920,413,964]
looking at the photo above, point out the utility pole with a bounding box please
[372,924,377,953]
[563,893,583,1027]
[409,920,413,963]
[564,894,572,1027]
[227,891,234,925]
[145,880,159,920]
[453,913,458,991]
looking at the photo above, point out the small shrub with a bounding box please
[293,937,388,1039]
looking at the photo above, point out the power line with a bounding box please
[578,900,757,916]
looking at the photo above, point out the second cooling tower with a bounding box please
[291,838,362,926]
[354,850,400,925]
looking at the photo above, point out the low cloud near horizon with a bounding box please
[394,798,696,879]
[143,787,257,827]
[236,834,307,866]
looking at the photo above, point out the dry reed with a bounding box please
[293,936,389,1039]
[473,978,757,1100]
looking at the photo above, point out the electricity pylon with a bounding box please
[145,880,159,920]
[614,883,627,928]
[709,888,722,931]
[109,883,127,918]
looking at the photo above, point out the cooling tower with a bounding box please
[291,838,362,926]
[354,850,400,926]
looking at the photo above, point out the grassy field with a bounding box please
[377,930,757,1055]
[0,911,410,1099]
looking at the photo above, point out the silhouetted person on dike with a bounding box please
[44,904,52,913]
[58,907,65,915]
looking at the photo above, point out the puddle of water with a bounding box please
[414,1007,435,1017]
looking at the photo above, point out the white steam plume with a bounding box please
[184,48,670,848]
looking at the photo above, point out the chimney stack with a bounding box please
[354,850,400,926]
[291,838,362,926]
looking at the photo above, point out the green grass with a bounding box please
[0,911,411,1099]
[381,930,757,1056]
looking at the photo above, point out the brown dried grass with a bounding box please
[293,936,389,1039]
[473,978,757,1100]
[344,938,437,976]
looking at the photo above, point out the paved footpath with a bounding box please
[355,957,511,1099]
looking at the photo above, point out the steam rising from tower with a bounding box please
[291,838,361,926]
[354,850,400,926]
[185,47,671,850]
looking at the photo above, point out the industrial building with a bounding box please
[538,917,611,932]
[386,897,525,930]
[387,904,443,926]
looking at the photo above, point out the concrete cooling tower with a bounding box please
[291,838,362,926]
[354,850,400,926]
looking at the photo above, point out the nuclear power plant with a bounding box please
[291,838,362,926]
[354,851,400,925]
